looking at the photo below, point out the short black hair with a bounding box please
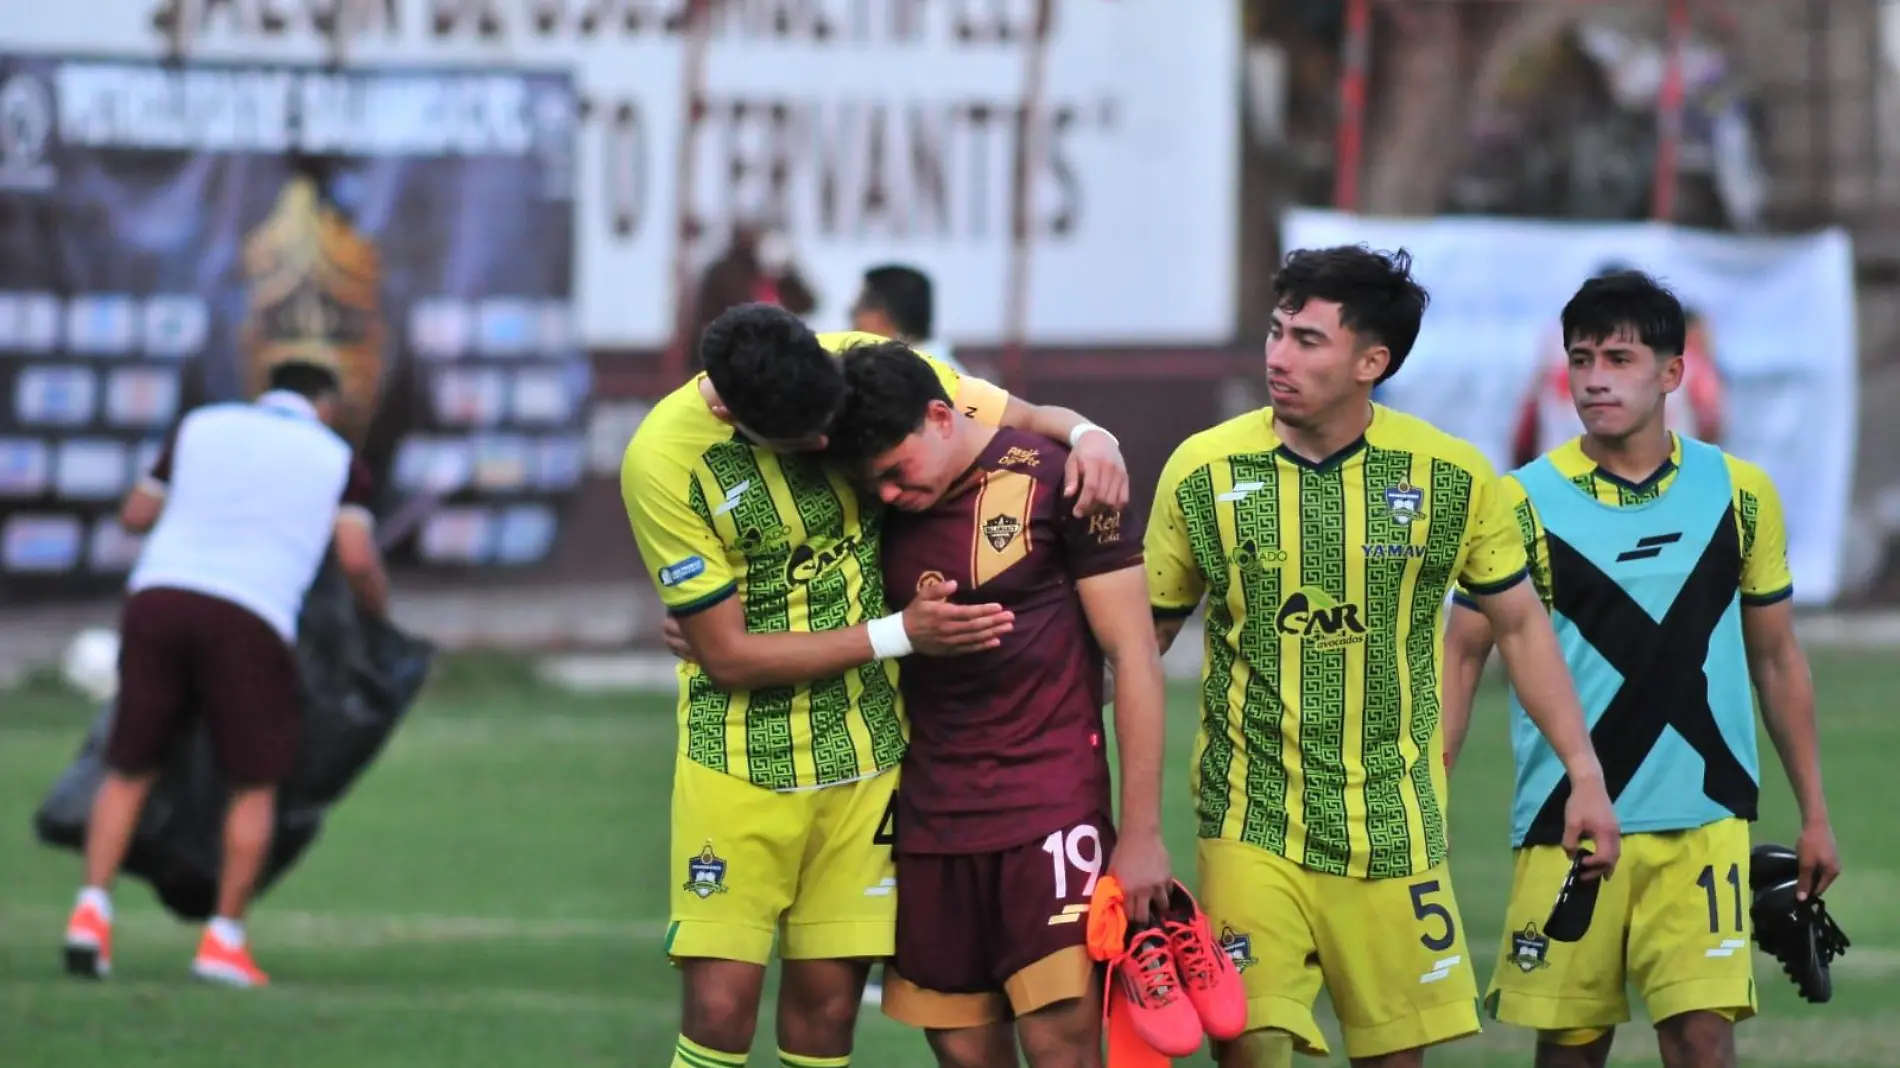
[1560,270,1686,357]
[266,359,341,399]
[827,340,951,467]
[859,265,934,340]
[1272,245,1429,383]
[699,302,843,440]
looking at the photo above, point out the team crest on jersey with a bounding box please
[1218,926,1258,972]
[1510,923,1550,972]
[684,842,730,899]
[983,514,1023,551]
[1383,481,1426,526]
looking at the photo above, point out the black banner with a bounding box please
[0,55,584,597]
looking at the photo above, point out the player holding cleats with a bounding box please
[1441,271,1841,1068]
[1144,246,1620,1068]
[825,340,1171,1068]
[623,304,1134,1068]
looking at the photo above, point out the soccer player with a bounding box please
[823,340,1176,1068]
[1143,246,1623,1068]
[850,264,964,371]
[1440,270,1841,1068]
[64,359,388,989]
[623,303,1134,1068]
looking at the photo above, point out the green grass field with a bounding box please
[1,650,1895,1067]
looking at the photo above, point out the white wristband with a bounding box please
[1069,422,1118,449]
[867,612,914,660]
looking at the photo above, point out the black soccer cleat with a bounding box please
[1544,847,1602,943]
[1749,841,1850,1004]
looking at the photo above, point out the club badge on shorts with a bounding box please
[684,841,729,899]
[1218,926,1258,972]
[1510,922,1551,972]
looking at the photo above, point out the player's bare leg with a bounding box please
[1654,1012,1735,1068]
[1215,1029,1297,1068]
[681,959,769,1054]
[1013,988,1103,1068]
[82,770,156,889]
[1534,1029,1615,1068]
[776,957,874,1060]
[925,1022,1017,1068]
[215,786,276,921]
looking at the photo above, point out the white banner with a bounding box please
[1282,209,1858,606]
[5,1,1239,348]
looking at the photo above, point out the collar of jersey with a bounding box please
[257,390,320,421]
[1267,405,1371,473]
[1552,433,1682,494]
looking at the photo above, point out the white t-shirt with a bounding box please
[128,391,374,640]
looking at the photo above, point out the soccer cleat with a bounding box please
[1110,924,1204,1057]
[63,902,113,980]
[1159,881,1247,1041]
[191,929,270,989]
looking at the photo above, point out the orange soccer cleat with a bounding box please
[1110,924,1205,1058]
[1159,881,1247,1041]
[191,928,270,989]
[63,901,113,979]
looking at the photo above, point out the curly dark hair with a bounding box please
[698,302,843,441]
[826,339,951,467]
[1273,245,1430,383]
[1560,270,1686,357]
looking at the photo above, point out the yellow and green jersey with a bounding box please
[1146,404,1528,879]
[621,332,1009,791]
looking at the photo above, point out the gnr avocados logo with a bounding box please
[1275,586,1367,649]
[787,534,861,585]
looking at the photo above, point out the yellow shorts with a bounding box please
[1485,818,1757,1037]
[1197,837,1481,1060]
[666,756,898,966]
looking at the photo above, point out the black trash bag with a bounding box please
[32,558,434,921]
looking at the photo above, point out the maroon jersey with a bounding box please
[881,428,1144,854]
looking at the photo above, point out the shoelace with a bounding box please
[1164,919,1219,987]
[1115,929,1181,1007]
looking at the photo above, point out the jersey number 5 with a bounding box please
[1410,880,1458,952]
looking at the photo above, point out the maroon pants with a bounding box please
[892,812,1115,1011]
[104,587,301,786]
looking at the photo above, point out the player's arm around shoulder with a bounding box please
[1062,488,1170,916]
[1732,464,1840,897]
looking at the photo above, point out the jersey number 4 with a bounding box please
[872,794,898,847]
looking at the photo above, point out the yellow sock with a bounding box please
[779,1052,849,1068]
[673,1035,747,1068]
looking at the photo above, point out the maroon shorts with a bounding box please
[883,812,1115,1028]
[104,587,301,786]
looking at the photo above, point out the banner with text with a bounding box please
[1282,209,1858,605]
[4,0,1239,347]
[0,55,586,591]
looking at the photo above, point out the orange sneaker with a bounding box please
[63,902,112,979]
[191,929,270,989]
[1160,881,1247,1041]
[1110,923,1204,1057]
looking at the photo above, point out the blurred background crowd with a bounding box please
[0,0,1897,644]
